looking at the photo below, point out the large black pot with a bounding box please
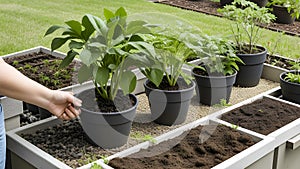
[280,70,300,104]
[77,88,137,149]
[235,46,267,87]
[144,78,195,126]
[192,68,237,106]
[272,5,295,24]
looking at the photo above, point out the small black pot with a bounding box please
[235,46,267,87]
[280,70,300,104]
[77,88,137,148]
[192,69,237,106]
[144,78,195,126]
[272,5,295,24]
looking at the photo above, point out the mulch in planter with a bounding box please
[158,0,300,36]
[221,97,300,135]
[20,120,110,168]
[109,125,257,169]
[4,52,80,90]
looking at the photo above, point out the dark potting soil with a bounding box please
[265,54,298,70]
[146,76,193,90]
[221,97,300,135]
[109,125,257,169]
[4,52,80,90]
[20,119,109,168]
[78,88,136,112]
[158,0,300,36]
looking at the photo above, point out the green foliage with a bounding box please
[131,132,157,143]
[187,35,244,76]
[45,7,156,100]
[218,0,276,54]
[268,0,300,19]
[284,71,300,84]
[231,124,239,130]
[139,29,197,87]
[90,163,102,169]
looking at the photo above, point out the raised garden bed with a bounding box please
[6,76,278,169]
[156,0,300,36]
[107,121,273,169]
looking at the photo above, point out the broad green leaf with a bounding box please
[44,25,64,37]
[51,37,69,51]
[78,64,93,84]
[59,50,78,68]
[82,15,96,41]
[85,14,108,36]
[126,20,150,35]
[95,67,109,86]
[62,30,81,39]
[103,8,115,21]
[115,7,127,18]
[120,71,136,95]
[80,48,92,66]
[65,20,82,36]
[69,40,84,49]
[147,68,164,87]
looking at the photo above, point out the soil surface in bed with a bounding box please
[109,125,257,169]
[221,97,300,135]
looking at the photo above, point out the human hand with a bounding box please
[46,90,82,120]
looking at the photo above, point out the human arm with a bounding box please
[0,57,81,120]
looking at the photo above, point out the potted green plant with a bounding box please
[138,31,196,126]
[218,0,275,87]
[268,0,300,24]
[190,35,244,106]
[280,66,300,104]
[45,7,156,148]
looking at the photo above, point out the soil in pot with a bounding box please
[144,76,195,125]
[108,125,258,169]
[4,52,80,90]
[192,67,237,106]
[235,46,267,87]
[221,97,300,135]
[77,88,138,148]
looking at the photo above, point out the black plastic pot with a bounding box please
[235,46,267,87]
[280,70,300,104]
[144,78,195,126]
[192,69,237,106]
[77,88,137,149]
[272,5,295,24]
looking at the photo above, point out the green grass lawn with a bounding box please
[0,0,299,58]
